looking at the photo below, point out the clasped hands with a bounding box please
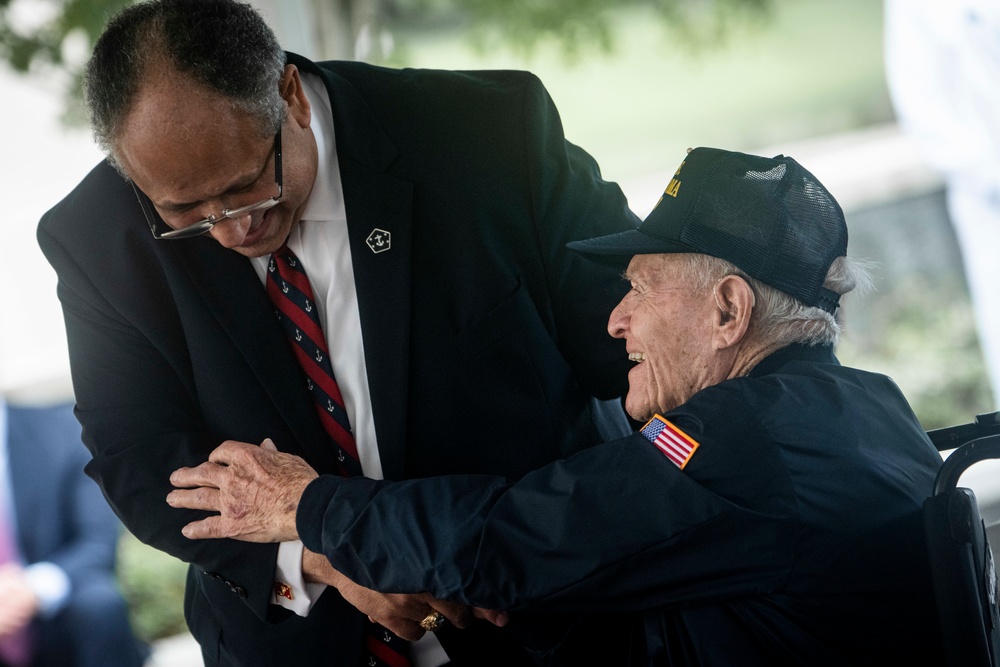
[167,439,506,639]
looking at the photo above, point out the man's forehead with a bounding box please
[118,87,266,193]
[127,77,234,138]
[626,254,680,279]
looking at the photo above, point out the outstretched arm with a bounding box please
[171,428,793,616]
[168,440,507,637]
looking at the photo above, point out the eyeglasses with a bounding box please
[132,129,283,240]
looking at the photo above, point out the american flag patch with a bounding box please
[640,415,700,469]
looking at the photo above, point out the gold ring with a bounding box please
[419,611,446,631]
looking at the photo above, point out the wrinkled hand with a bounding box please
[169,443,509,635]
[167,439,318,542]
[303,550,507,641]
[0,565,38,638]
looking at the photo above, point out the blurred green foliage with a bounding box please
[0,0,772,123]
[394,0,892,186]
[397,0,772,61]
[838,275,994,431]
[117,532,189,642]
[0,0,126,71]
[0,0,772,71]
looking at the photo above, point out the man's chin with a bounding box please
[231,240,281,259]
[233,216,293,257]
[625,399,654,423]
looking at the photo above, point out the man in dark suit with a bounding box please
[0,398,147,667]
[36,0,638,665]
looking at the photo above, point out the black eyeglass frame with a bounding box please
[131,129,283,240]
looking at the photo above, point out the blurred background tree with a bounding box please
[0,0,772,120]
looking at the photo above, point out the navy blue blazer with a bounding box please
[38,55,638,665]
[5,403,119,595]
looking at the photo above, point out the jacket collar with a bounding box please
[748,343,839,379]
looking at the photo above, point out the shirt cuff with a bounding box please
[24,561,71,618]
[273,540,326,616]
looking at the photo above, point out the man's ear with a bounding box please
[280,64,311,128]
[713,275,754,349]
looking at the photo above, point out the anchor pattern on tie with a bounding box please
[265,245,411,667]
[266,245,361,478]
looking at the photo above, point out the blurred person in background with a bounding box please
[171,148,946,666]
[885,0,1000,408]
[0,396,147,667]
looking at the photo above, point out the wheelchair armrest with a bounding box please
[929,412,1000,452]
[934,434,1000,496]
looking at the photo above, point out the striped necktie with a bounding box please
[266,244,412,667]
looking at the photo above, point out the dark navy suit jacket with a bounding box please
[38,54,638,666]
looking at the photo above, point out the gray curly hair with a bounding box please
[680,253,874,348]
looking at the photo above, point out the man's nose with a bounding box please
[608,299,629,339]
[209,214,251,248]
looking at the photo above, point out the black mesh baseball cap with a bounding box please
[568,147,848,313]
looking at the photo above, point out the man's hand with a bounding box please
[303,550,508,641]
[0,565,38,638]
[169,443,509,635]
[167,439,318,542]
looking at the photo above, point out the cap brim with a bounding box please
[567,228,697,257]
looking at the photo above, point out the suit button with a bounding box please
[202,571,247,598]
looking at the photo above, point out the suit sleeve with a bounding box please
[297,432,796,614]
[520,73,638,398]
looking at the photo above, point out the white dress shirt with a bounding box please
[250,72,447,667]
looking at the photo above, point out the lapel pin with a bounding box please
[366,228,391,254]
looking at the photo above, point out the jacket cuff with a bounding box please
[297,475,341,554]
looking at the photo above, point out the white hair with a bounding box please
[678,253,874,348]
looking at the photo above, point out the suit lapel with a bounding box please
[301,55,414,481]
[340,165,413,481]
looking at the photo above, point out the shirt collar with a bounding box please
[298,71,345,224]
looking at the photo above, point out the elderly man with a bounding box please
[170,147,946,665]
